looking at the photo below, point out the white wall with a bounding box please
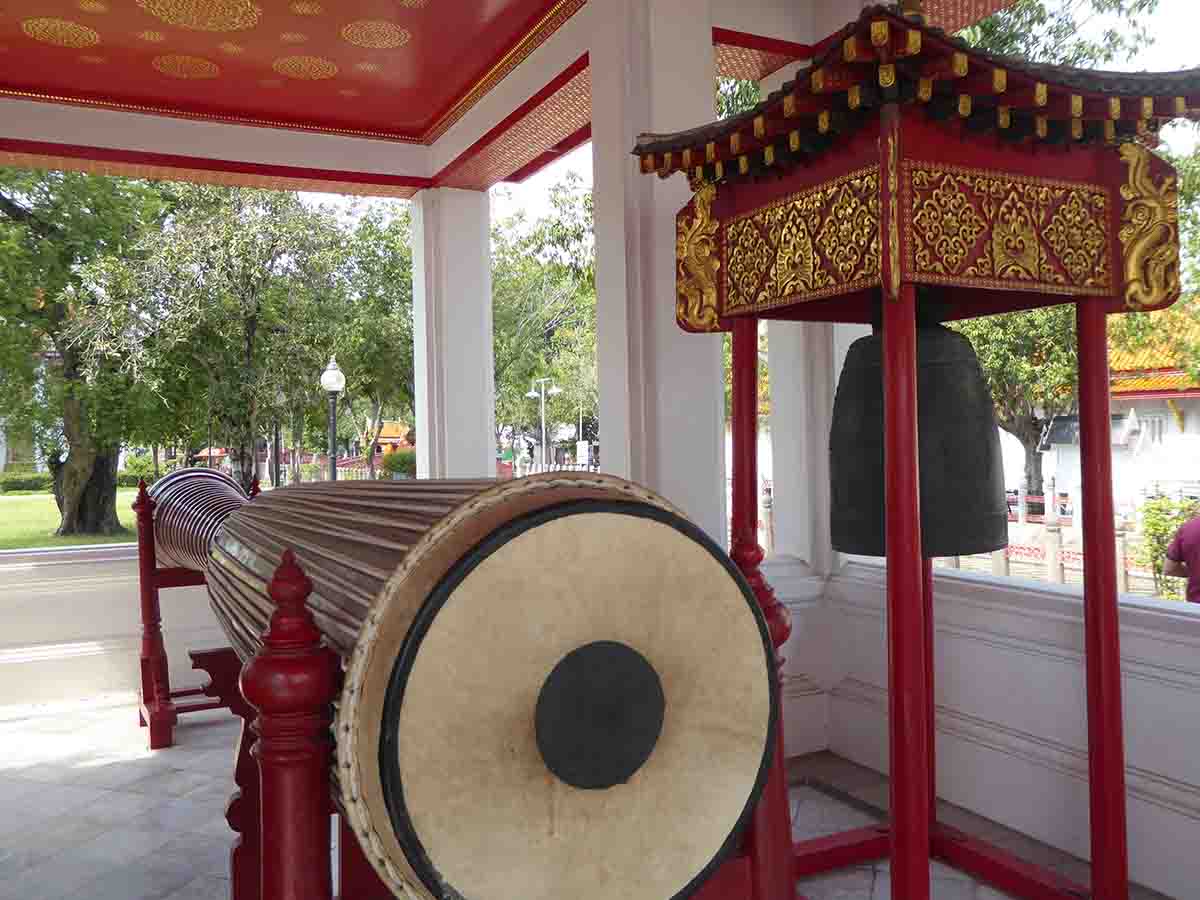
[779,560,1200,900]
[0,546,225,708]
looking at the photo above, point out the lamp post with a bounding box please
[525,378,561,468]
[320,357,345,482]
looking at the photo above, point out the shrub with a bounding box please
[0,471,54,493]
[117,472,161,488]
[1137,494,1200,600]
[380,449,416,478]
[123,453,156,478]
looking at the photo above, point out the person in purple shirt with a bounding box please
[1165,514,1200,603]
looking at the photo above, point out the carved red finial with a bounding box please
[249,477,261,499]
[132,478,152,514]
[238,548,338,900]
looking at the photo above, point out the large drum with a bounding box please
[155,470,777,900]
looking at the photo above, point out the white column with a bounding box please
[411,187,495,479]
[592,0,726,540]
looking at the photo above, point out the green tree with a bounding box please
[492,176,597,457]
[1136,494,1200,599]
[334,205,414,478]
[958,0,1158,69]
[75,185,345,494]
[0,169,170,535]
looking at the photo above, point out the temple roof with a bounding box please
[1109,305,1200,395]
[634,3,1200,183]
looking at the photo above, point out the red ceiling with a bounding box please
[0,0,582,142]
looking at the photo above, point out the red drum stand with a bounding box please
[131,477,257,748]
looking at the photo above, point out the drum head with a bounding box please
[352,498,776,900]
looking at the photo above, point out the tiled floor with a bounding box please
[0,699,1172,900]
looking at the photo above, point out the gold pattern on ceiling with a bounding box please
[217,41,244,54]
[340,20,410,49]
[21,18,101,48]
[289,1,322,14]
[137,30,166,41]
[396,0,429,6]
[79,54,107,64]
[354,61,381,73]
[136,0,262,32]
[153,54,221,79]
[724,167,882,313]
[280,32,308,43]
[272,54,338,80]
[259,78,282,87]
[905,162,1111,296]
[77,1,110,12]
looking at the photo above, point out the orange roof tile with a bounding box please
[1107,302,1200,394]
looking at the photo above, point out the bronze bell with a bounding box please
[829,322,1009,558]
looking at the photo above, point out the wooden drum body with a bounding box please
[168,471,775,900]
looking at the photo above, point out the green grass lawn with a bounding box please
[0,488,138,551]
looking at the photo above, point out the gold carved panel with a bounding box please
[723,166,880,313]
[904,162,1112,296]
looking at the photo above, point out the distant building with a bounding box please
[0,420,37,473]
[1040,314,1200,516]
[374,421,413,455]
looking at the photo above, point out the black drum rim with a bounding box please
[378,498,779,900]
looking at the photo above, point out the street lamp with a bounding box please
[526,378,561,468]
[320,356,345,482]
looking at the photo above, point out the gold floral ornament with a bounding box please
[137,30,166,42]
[1045,190,1108,286]
[725,168,880,312]
[21,18,100,48]
[217,41,244,54]
[911,174,986,275]
[136,0,261,32]
[1119,142,1181,310]
[354,61,381,73]
[676,182,722,332]
[340,20,410,49]
[289,1,322,13]
[280,32,308,43]
[991,192,1038,280]
[77,1,109,12]
[273,54,338,80]
[153,54,220,78]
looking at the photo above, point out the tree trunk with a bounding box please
[152,445,160,479]
[54,352,123,536]
[364,400,384,480]
[55,448,122,535]
[1023,447,1044,498]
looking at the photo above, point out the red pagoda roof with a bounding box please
[634,3,1200,184]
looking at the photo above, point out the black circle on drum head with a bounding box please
[378,499,778,900]
[535,640,665,790]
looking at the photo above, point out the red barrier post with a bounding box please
[133,479,176,749]
[730,316,793,900]
[882,283,931,900]
[241,551,339,900]
[1076,300,1130,899]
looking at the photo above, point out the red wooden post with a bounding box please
[1076,300,1130,899]
[192,647,259,900]
[882,284,931,900]
[240,550,339,900]
[249,477,261,499]
[133,479,176,749]
[730,316,793,900]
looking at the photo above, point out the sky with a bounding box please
[304,0,1197,224]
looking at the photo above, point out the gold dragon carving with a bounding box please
[1119,142,1181,310]
[676,181,722,331]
